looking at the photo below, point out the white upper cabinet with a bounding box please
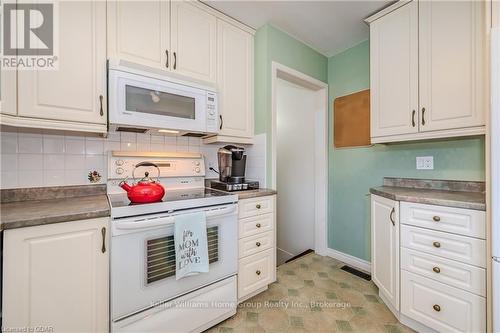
[216,19,254,139]
[0,65,16,115]
[370,1,418,138]
[16,1,107,127]
[107,1,170,70]
[170,1,217,83]
[3,218,109,332]
[371,195,400,312]
[366,0,487,143]
[418,0,486,132]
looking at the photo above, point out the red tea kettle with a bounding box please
[119,162,165,203]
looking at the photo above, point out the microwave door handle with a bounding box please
[206,205,237,218]
[115,216,175,230]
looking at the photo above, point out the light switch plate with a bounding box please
[416,156,434,170]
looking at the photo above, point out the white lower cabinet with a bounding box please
[2,218,109,332]
[237,195,276,301]
[372,197,487,332]
[401,271,486,333]
[371,195,400,312]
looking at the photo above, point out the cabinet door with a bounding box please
[3,218,109,332]
[217,20,254,138]
[419,1,486,132]
[0,66,16,115]
[370,1,418,138]
[107,0,170,70]
[17,1,107,124]
[171,1,216,83]
[371,195,400,311]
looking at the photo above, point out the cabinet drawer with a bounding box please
[239,231,274,259]
[401,271,486,333]
[401,225,486,267]
[238,196,274,219]
[238,248,275,299]
[239,213,274,239]
[401,202,485,239]
[401,248,486,296]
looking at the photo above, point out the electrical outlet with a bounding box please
[416,156,434,170]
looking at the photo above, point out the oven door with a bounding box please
[109,69,209,133]
[110,204,238,321]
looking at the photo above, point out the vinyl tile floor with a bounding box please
[206,253,414,333]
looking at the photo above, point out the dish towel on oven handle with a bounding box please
[174,211,209,280]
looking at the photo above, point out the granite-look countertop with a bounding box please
[370,178,485,211]
[1,185,110,230]
[204,179,277,200]
[234,188,277,200]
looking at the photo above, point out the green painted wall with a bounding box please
[327,40,486,261]
[254,24,328,184]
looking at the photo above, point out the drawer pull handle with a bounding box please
[433,304,441,312]
[433,266,441,273]
[256,223,261,228]
[433,241,441,248]
[256,270,261,276]
[433,216,441,222]
[256,204,261,209]
[256,242,261,247]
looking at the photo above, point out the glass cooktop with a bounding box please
[107,188,237,218]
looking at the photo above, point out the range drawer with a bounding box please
[239,196,275,219]
[401,225,486,267]
[238,248,275,299]
[239,213,274,239]
[401,270,486,333]
[401,248,486,296]
[239,231,274,259]
[401,202,485,239]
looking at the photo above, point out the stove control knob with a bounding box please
[115,160,124,166]
[194,161,200,166]
[116,167,124,175]
[194,167,201,173]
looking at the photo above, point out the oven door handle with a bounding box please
[206,205,237,218]
[115,217,175,230]
[114,205,237,230]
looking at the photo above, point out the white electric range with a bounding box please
[107,151,238,333]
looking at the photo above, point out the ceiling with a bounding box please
[203,0,393,57]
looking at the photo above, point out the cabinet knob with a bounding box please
[433,266,441,273]
[389,207,395,226]
[256,242,261,247]
[256,223,261,228]
[433,241,441,248]
[256,270,261,276]
[433,304,441,312]
[256,204,261,209]
[101,227,106,253]
[411,110,416,127]
[421,107,426,126]
[433,216,441,222]
[165,49,169,68]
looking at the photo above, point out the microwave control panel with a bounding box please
[206,92,218,133]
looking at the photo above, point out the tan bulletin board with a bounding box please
[333,89,371,148]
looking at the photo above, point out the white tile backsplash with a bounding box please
[0,129,267,189]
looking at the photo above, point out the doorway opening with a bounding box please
[271,62,328,265]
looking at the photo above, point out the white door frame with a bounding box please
[271,61,328,256]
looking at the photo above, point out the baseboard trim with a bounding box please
[324,248,371,273]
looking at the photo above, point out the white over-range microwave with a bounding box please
[108,60,218,136]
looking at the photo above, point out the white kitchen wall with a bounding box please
[0,129,267,189]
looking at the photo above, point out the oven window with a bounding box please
[125,85,195,119]
[146,226,219,284]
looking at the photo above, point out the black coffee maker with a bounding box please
[217,145,246,184]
